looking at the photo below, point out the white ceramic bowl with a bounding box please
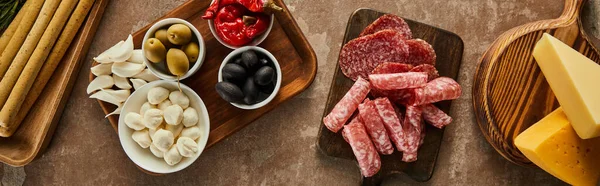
[118,80,210,174]
[208,14,274,49]
[142,18,206,81]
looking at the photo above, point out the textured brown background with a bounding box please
[3,0,600,185]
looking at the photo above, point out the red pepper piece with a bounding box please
[243,14,270,39]
[202,0,221,19]
[203,0,282,19]
[214,5,253,46]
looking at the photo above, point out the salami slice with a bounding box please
[370,62,414,104]
[323,77,371,133]
[402,105,422,162]
[408,77,461,106]
[371,62,413,74]
[369,72,428,90]
[339,29,410,81]
[422,104,453,129]
[342,117,381,177]
[410,64,439,81]
[405,39,436,66]
[358,99,394,155]
[373,97,407,152]
[359,14,412,40]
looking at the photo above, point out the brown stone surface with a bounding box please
[3,0,600,185]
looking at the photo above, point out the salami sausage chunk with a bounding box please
[370,62,414,104]
[358,99,394,155]
[405,39,436,66]
[422,104,453,129]
[373,97,407,152]
[402,105,423,162]
[359,14,412,40]
[342,117,381,177]
[369,72,428,90]
[410,64,439,81]
[371,62,413,74]
[323,77,371,133]
[408,77,461,106]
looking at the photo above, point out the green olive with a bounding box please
[167,24,192,45]
[154,28,174,48]
[166,48,189,76]
[143,38,166,63]
[181,42,199,62]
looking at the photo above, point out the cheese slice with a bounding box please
[515,108,600,186]
[533,33,600,139]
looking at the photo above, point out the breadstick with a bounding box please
[0,0,61,111]
[0,0,30,54]
[0,0,44,79]
[4,0,96,137]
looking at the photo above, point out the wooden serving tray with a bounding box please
[316,9,464,185]
[92,0,316,155]
[0,0,110,166]
[473,0,600,166]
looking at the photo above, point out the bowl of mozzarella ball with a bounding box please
[118,80,209,174]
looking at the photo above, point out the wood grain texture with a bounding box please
[89,0,317,173]
[0,0,109,166]
[316,9,464,185]
[473,0,600,166]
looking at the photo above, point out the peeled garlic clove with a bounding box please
[101,89,130,102]
[165,122,183,137]
[132,69,159,82]
[150,144,164,158]
[164,145,182,166]
[140,101,156,116]
[128,49,145,64]
[109,35,134,62]
[153,129,174,152]
[87,75,114,94]
[149,122,165,141]
[147,87,170,105]
[158,99,172,111]
[90,63,112,76]
[130,78,147,90]
[132,129,152,148]
[163,105,183,125]
[113,74,132,89]
[125,112,145,130]
[182,107,198,127]
[90,91,121,106]
[180,126,202,140]
[176,137,198,157]
[143,108,163,129]
[94,40,124,63]
[169,91,189,109]
[112,62,145,77]
[105,103,123,118]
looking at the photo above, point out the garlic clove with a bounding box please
[94,40,124,63]
[105,103,123,118]
[90,63,113,76]
[90,91,121,106]
[130,78,147,90]
[128,49,145,64]
[112,62,145,78]
[109,35,134,63]
[113,74,132,89]
[100,89,130,102]
[87,75,114,94]
[132,69,159,82]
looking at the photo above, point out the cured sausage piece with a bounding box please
[359,14,412,40]
[342,117,381,177]
[405,39,436,66]
[371,62,413,74]
[339,29,410,81]
[410,64,439,82]
[373,97,407,152]
[402,105,422,162]
[422,104,453,129]
[369,72,428,90]
[323,77,371,133]
[370,62,414,104]
[408,77,461,106]
[358,99,394,155]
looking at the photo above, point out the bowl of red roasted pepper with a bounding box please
[202,0,283,49]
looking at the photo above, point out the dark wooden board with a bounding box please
[316,9,464,185]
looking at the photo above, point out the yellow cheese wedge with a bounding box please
[515,108,600,186]
[533,33,600,139]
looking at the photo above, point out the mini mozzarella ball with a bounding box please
[152,129,174,152]
[164,145,182,166]
[147,87,169,105]
[176,137,198,157]
[169,91,189,109]
[158,99,173,111]
[124,112,145,130]
[143,109,163,129]
[180,126,202,140]
[150,143,164,158]
[182,107,199,127]
[132,129,152,148]
[165,123,183,137]
[149,122,165,141]
[163,105,183,125]
[140,102,156,116]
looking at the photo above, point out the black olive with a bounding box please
[215,82,244,103]
[254,66,275,86]
[233,58,243,65]
[259,82,275,94]
[241,50,258,70]
[242,77,259,104]
[222,63,247,83]
[258,58,269,66]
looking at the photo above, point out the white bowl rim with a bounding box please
[142,18,206,81]
[218,46,282,110]
[118,80,210,174]
[207,14,274,49]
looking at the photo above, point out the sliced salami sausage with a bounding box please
[358,99,394,155]
[402,105,422,162]
[373,97,407,152]
[422,104,453,129]
[369,72,428,90]
[323,77,371,133]
[410,64,439,81]
[359,14,412,39]
[371,62,413,75]
[342,117,381,177]
[339,29,410,81]
[408,77,461,106]
[405,39,436,66]
[370,62,414,104]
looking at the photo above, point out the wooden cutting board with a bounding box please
[473,0,600,166]
[316,9,464,185]
[0,0,110,166]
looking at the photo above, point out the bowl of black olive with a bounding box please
[216,46,281,109]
